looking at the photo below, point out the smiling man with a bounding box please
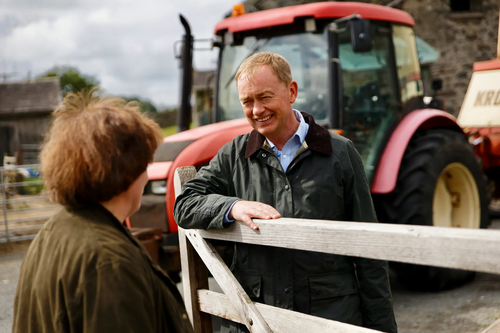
[174,52,397,333]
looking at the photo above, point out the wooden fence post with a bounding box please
[174,166,212,333]
[482,318,500,333]
[185,229,272,333]
[175,166,272,333]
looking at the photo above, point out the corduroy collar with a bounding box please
[69,202,126,231]
[245,112,332,158]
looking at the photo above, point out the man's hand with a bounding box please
[228,201,281,230]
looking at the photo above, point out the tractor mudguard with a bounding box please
[165,122,252,233]
[371,109,462,194]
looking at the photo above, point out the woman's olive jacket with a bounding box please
[13,204,193,333]
[174,113,397,333]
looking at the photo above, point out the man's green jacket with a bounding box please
[13,204,193,333]
[174,113,397,332]
[175,113,397,333]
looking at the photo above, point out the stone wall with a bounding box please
[404,0,499,116]
[245,0,499,116]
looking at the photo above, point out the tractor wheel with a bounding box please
[373,129,489,291]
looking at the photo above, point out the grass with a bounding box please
[161,123,194,138]
[161,126,177,137]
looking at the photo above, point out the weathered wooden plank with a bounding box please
[175,166,212,333]
[482,318,500,333]
[174,166,197,196]
[178,228,212,332]
[196,218,500,274]
[185,229,272,333]
[198,289,380,333]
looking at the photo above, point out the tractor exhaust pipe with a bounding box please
[178,14,193,132]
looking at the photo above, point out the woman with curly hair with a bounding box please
[13,90,193,333]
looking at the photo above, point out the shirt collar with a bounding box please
[266,109,308,150]
[245,112,332,158]
[294,110,309,144]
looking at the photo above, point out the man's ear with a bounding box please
[289,80,298,104]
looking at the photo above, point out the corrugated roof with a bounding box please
[0,78,62,115]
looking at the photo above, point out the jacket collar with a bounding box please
[245,112,332,158]
[69,203,129,234]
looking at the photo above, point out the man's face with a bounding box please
[237,65,298,140]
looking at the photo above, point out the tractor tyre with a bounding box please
[373,128,489,292]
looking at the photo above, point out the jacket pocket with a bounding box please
[308,272,362,324]
[238,273,262,301]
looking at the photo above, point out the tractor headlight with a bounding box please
[150,180,167,195]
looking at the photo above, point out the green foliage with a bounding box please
[40,66,99,96]
[21,178,44,195]
[153,108,177,128]
[123,97,158,114]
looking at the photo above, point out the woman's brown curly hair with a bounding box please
[40,89,163,206]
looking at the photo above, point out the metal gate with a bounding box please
[0,164,59,243]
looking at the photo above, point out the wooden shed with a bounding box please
[0,78,61,166]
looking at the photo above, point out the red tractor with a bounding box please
[130,2,489,291]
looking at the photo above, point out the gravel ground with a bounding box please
[391,272,500,333]
[1,235,499,333]
[0,241,30,333]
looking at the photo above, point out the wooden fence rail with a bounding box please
[174,166,500,333]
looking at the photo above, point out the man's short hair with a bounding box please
[235,52,292,87]
[40,89,163,207]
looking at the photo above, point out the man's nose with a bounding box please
[253,100,265,116]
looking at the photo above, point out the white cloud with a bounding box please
[5,18,79,60]
[0,0,235,107]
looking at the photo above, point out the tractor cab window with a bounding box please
[218,31,328,123]
[340,22,399,181]
[218,36,260,121]
[392,25,424,105]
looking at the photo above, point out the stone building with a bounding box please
[405,0,499,116]
[241,0,499,116]
[0,78,61,165]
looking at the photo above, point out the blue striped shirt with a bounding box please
[266,110,309,172]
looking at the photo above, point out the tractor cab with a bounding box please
[190,2,439,181]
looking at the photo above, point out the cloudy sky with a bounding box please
[0,0,235,108]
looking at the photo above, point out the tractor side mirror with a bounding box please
[432,78,443,92]
[350,19,372,53]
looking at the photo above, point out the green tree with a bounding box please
[40,66,99,96]
[123,97,158,114]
